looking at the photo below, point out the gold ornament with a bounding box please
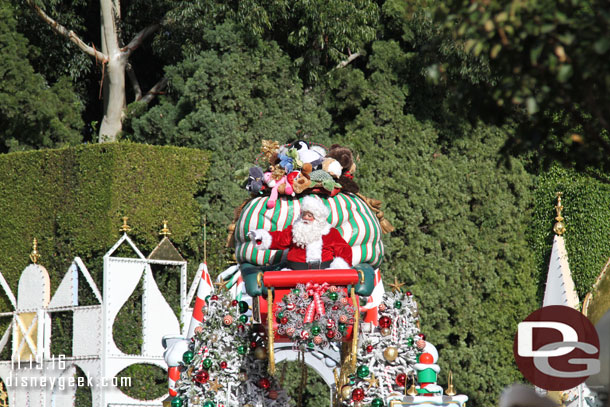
[383,346,398,362]
[261,140,280,163]
[191,396,200,404]
[254,346,268,360]
[553,192,566,235]
[381,327,391,336]
[239,372,248,382]
[341,385,352,400]
[389,277,405,293]
[208,378,223,392]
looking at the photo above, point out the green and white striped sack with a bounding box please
[234,193,384,268]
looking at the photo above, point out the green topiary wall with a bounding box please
[0,142,210,311]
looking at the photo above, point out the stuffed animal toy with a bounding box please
[263,172,294,209]
[291,140,325,168]
[310,170,342,193]
[327,144,360,194]
[278,153,295,174]
[245,166,265,194]
[321,157,342,178]
[292,163,313,194]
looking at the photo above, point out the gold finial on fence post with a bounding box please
[445,370,457,396]
[553,192,566,235]
[29,238,40,264]
[120,216,131,233]
[160,220,171,237]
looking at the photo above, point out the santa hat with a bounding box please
[300,195,330,221]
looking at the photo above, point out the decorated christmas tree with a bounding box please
[338,286,422,406]
[172,292,290,407]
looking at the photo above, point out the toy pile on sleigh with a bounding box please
[241,140,361,208]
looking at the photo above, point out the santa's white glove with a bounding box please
[248,230,263,244]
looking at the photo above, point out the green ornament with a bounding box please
[237,345,247,355]
[348,375,356,385]
[371,398,384,407]
[407,337,414,347]
[357,365,370,378]
[203,401,215,407]
[308,341,315,350]
[328,292,338,301]
[239,315,248,323]
[292,288,300,295]
[394,300,402,309]
[205,295,211,304]
[311,325,321,335]
[170,397,183,407]
[277,311,284,319]
[238,301,249,314]
[202,358,213,369]
[338,323,347,333]
[182,350,194,364]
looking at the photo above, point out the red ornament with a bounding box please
[259,378,271,389]
[379,316,391,329]
[286,303,296,310]
[232,300,238,306]
[416,339,426,350]
[301,331,310,340]
[396,373,407,387]
[211,295,219,301]
[332,306,339,311]
[419,333,426,340]
[280,317,288,325]
[352,388,365,401]
[194,370,209,384]
[419,352,434,364]
[378,303,387,312]
[366,345,373,353]
[250,341,258,349]
[237,324,245,333]
[220,361,228,369]
[406,291,412,296]
[326,330,336,339]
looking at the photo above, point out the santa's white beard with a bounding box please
[292,217,330,249]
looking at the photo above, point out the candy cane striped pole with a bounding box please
[168,366,180,397]
[187,262,214,338]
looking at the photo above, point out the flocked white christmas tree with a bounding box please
[171,292,290,407]
[339,284,423,406]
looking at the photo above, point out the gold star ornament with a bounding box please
[389,277,405,293]
[208,377,223,392]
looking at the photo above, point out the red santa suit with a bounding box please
[258,224,352,270]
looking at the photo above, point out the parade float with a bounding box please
[164,140,469,407]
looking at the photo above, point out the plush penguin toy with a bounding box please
[290,140,325,168]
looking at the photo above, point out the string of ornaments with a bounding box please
[275,282,356,349]
[171,292,290,407]
[339,288,425,407]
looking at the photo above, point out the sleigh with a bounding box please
[240,262,376,373]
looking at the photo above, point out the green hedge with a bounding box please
[0,142,210,311]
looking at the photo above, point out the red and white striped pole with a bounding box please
[162,336,190,397]
[187,263,214,338]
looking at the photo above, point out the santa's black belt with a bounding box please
[286,260,332,270]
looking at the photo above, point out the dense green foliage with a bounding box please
[0,0,84,152]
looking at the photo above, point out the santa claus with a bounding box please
[248,195,353,270]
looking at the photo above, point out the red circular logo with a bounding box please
[513,305,600,390]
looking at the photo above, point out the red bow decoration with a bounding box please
[304,282,329,323]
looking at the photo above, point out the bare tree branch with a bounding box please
[140,77,169,104]
[121,24,160,58]
[26,0,108,63]
[334,52,361,70]
[126,63,142,101]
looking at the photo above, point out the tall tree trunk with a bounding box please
[98,0,125,143]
